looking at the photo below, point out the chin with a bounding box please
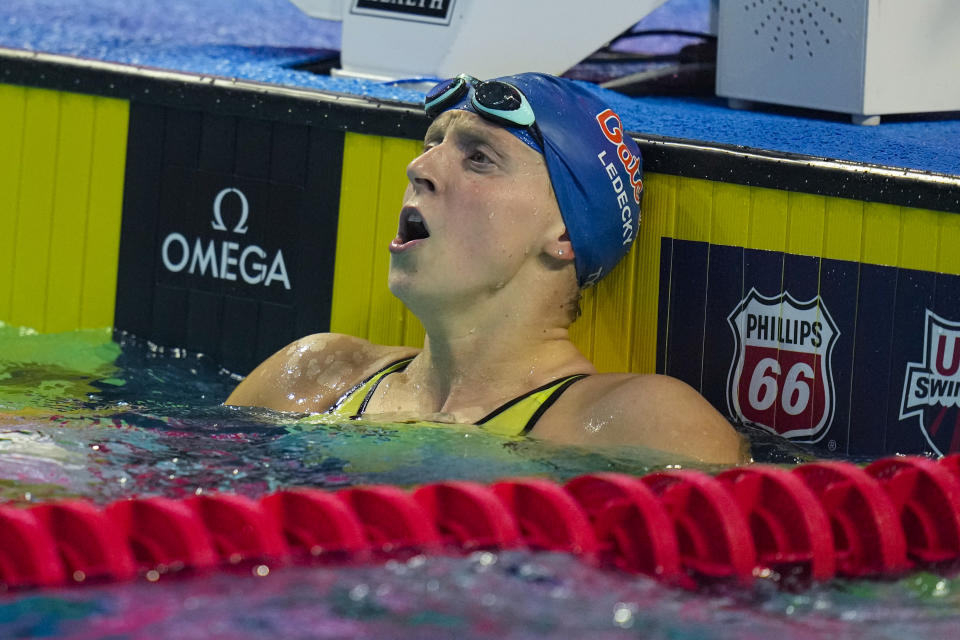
[389,270,456,317]
[388,267,425,304]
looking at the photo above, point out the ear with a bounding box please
[543,228,576,263]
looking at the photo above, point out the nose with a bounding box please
[406,147,438,193]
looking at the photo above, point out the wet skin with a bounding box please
[227,111,746,465]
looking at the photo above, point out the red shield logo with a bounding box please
[726,289,839,440]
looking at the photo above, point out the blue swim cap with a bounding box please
[425,73,643,287]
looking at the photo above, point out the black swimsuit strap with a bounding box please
[347,359,588,434]
[345,357,414,419]
[476,373,589,435]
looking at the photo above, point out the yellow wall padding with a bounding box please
[331,133,425,346]
[939,210,960,275]
[665,176,960,276]
[0,84,128,332]
[331,134,960,374]
[823,197,864,262]
[669,177,960,277]
[575,171,681,374]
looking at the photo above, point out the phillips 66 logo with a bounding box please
[726,288,840,440]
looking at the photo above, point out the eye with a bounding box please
[467,148,494,165]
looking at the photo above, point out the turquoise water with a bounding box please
[2,323,959,639]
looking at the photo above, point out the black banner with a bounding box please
[658,238,960,457]
[353,0,454,23]
[116,104,344,374]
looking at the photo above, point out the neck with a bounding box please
[399,276,593,415]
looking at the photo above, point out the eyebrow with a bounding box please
[423,118,448,143]
[425,115,512,162]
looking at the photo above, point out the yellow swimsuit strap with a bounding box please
[330,357,587,435]
[477,374,589,437]
[328,357,415,419]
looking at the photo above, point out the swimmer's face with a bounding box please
[389,110,565,309]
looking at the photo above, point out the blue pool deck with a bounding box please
[2,0,959,178]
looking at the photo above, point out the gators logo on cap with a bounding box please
[593,109,643,251]
[596,109,643,205]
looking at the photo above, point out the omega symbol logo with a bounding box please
[211,188,249,234]
[160,186,291,290]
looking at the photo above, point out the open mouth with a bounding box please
[397,207,430,244]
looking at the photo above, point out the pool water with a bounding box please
[1,322,959,639]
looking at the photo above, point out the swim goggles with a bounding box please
[424,74,542,144]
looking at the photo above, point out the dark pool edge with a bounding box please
[636,133,960,214]
[0,46,428,138]
[2,46,959,214]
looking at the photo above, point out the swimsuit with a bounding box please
[328,357,587,436]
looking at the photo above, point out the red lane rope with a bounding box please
[792,462,909,577]
[565,473,680,581]
[641,470,756,587]
[2,455,959,590]
[717,466,835,584]
[866,457,960,567]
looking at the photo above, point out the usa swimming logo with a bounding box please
[727,288,839,440]
[900,309,960,455]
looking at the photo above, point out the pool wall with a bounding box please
[3,48,960,457]
[0,84,127,333]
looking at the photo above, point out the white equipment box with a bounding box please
[716,0,960,125]
[289,0,668,82]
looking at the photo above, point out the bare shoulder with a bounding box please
[535,372,747,465]
[225,333,420,413]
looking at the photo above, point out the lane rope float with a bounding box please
[3,454,960,590]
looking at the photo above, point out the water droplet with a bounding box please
[934,579,950,597]
[349,583,370,600]
[613,603,635,628]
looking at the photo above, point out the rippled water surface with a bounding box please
[1,323,958,639]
